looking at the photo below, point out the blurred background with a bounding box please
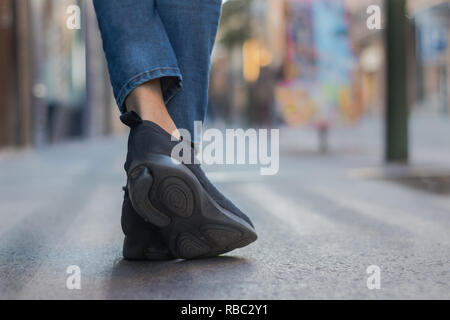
[0,0,448,154]
[0,0,449,300]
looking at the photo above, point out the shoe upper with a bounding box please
[121,111,255,228]
[184,162,254,228]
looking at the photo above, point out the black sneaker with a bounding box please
[122,189,174,260]
[121,111,257,260]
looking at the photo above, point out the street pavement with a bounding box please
[0,115,449,299]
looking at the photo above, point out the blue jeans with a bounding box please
[93,0,222,140]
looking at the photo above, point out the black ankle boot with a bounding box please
[121,111,257,260]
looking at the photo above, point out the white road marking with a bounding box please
[236,183,336,235]
[314,187,450,246]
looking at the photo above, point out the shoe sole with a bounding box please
[127,154,257,260]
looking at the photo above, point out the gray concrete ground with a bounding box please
[0,115,449,299]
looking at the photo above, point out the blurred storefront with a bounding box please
[274,0,358,127]
[346,0,449,116]
[210,0,364,128]
[345,0,385,117]
[411,0,449,114]
[2,0,446,149]
[209,0,449,128]
[0,0,120,149]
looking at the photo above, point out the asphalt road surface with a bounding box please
[1,117,449,299]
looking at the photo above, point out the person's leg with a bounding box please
[93,0,181,136]
[94,0,257,260]
[94,0,221,142]
[155,0,223,143]
[94,0,182,260]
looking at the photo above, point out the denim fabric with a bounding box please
[93,0,222,140]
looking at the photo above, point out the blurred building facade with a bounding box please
[411,0,449,114]
[209,0,449,128]
[345,0,385,116]
[346,0,449,116]
[0,0,121,149]
[1,0,448,149]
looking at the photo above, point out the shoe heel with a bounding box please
[128,166,171,228]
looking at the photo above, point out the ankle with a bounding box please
[125,79,181,140]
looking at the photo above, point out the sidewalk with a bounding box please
[0,116,449,299]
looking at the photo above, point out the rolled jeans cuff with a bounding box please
[116,68,183,114]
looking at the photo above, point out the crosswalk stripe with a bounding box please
[314,187,450,246]
[236,183,336,235]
